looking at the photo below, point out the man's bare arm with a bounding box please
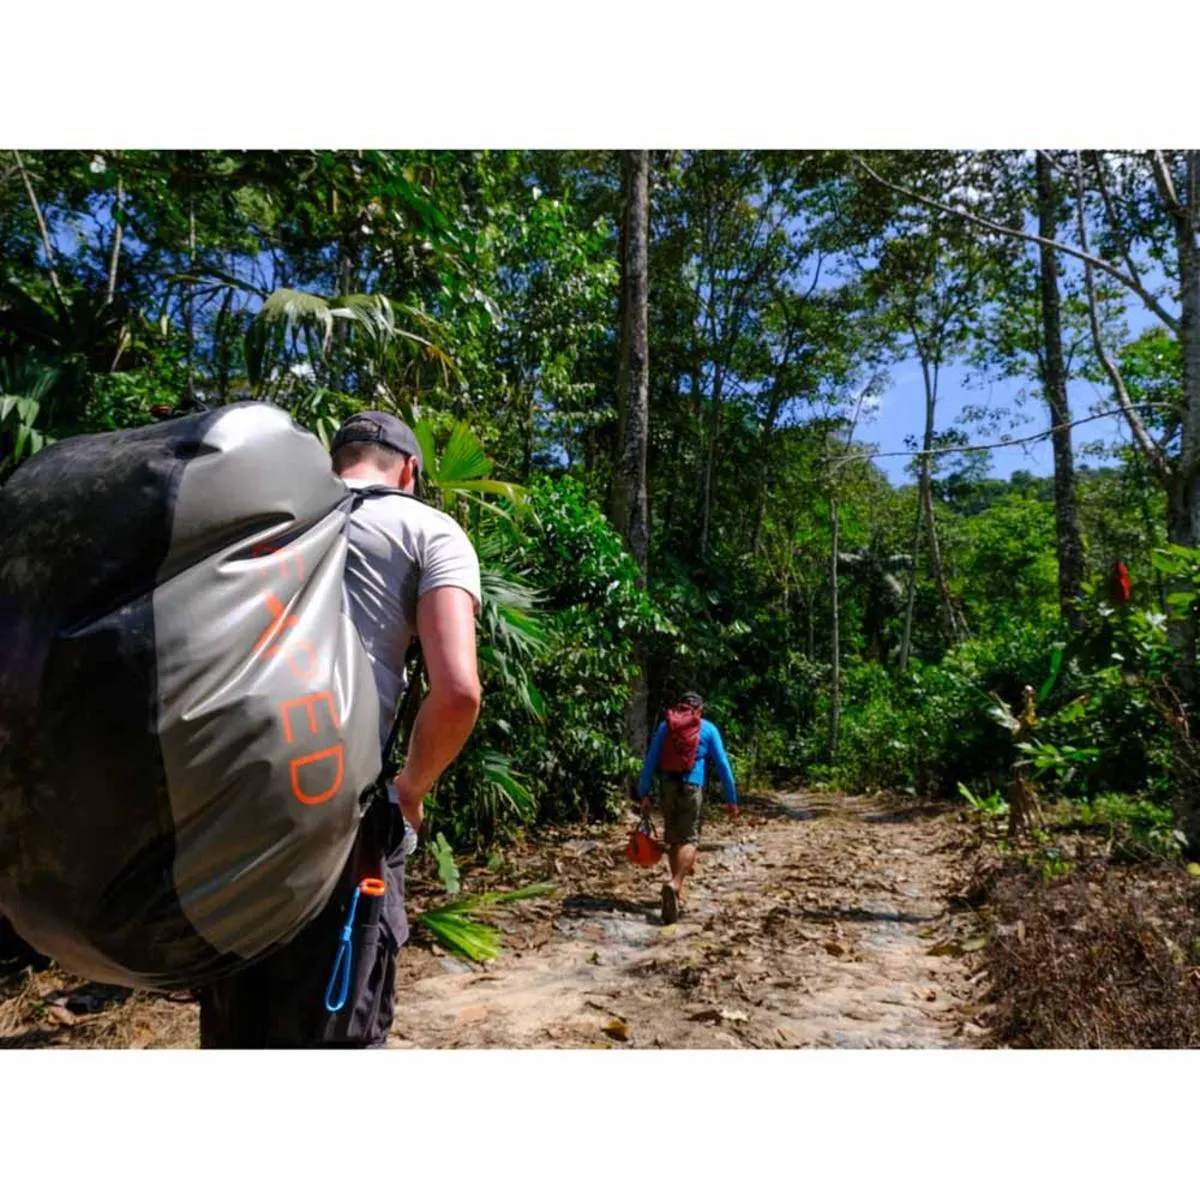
[394,586,481,830]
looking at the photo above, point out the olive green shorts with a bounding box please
[661,779,703,847]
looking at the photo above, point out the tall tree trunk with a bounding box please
[612,150,652,756]
[899,360,967,670]
[752,388,788,555]
[330,175,354,392]
[921,466,964,642]
[898,486,924,673]
[916,355,968,645]
[830,383,870,737]
[522,377,536,480]
[1172,154,1200,850]
[105,170,127,371]
[1176,152,1200,559]
[105,174,123,305]
[1036,152,1086,626]
[686,353,703,537]
[12,150,65,308]
[661,375,684,540]
[698,360,724,559]
[334,252,353,391]
[806,580,815,660]
[829,492,841,756]
[185,194,196,403]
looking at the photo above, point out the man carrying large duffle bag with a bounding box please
[0,403,481,1048]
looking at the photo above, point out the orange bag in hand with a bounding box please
[625,817,664,867]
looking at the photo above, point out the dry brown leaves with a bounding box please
[984,858,1200,1048]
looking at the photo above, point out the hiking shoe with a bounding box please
[661,883,679,925]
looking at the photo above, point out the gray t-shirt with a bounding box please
[341,481,482,745]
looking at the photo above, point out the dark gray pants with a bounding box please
[198,808,408,1049]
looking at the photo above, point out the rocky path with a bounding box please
[389,791,989,1049]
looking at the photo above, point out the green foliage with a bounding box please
[1118,326,1182,444]
[957,781,1008,817]
[1153,542,1200,619]
[430,833,461,895]
[813,619,1061,796]
[428,474,666,845]
[86,356,189,432]
[1047,601,1174,800]
[955,493,1060,630]
[415,908,501,961]
[825,577,1186,851]
[0,392,48,473]
[1072,793,1181,861]
[511,475,669,819]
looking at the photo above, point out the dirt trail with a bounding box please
[390,791,988,1049]
[0,792,990,1049]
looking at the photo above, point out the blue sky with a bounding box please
[856,267,1170,486]
[858,359,1128,484]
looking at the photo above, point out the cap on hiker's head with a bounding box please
[332,411,422,473]
[680,691,704,709]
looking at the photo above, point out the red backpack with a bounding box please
[659,704,702,773]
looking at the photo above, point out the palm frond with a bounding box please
[417,910,502,961]
[416,882,555,961]
[440,422,492,482]
[245,287,455,394]
[477,750,537,818]
[437,882,556,914]
[166,268,267,300]
[330,292,396,354]
[245,288,335,387]
[0,356,59,404]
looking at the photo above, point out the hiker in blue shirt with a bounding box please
[637,692,737,925]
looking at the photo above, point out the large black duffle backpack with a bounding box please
[0,403,389,990]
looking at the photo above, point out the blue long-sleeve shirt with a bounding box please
[637,718,738,805]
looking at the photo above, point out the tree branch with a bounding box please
[105,173,123,305]
[12,149,66,309]
[1037,148,1077,179]
[801,252,824,301]
[831,404,1172,467]
[1087,151,1178,331]
[841,381,872,455]
[1150,150,1185,223]
[1073,151,1172,484]
[852,154,1180,334]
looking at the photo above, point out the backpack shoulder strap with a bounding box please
[345,484,431,510]
[338,486,431,802]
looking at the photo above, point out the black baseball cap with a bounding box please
[679,692,704,709]
[332,411,422,472]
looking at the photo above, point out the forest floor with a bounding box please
[0,790,994,1049]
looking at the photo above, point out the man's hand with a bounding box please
[394,767,424,833]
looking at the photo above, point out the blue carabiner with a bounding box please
[323,885,363,1014]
